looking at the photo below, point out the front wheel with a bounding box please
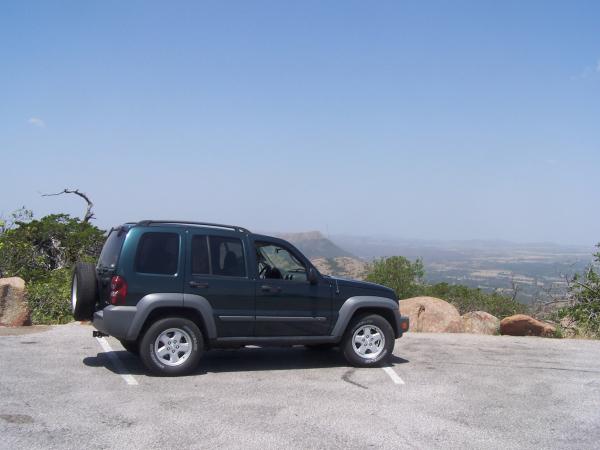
[342,314,395,367]
[139,317,203,376]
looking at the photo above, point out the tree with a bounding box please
[560,243,600,337]
[0,210,106,324]
[365,256,425,299]
[0,213,105,282]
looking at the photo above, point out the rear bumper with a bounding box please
[92,306,137,340]
[393,309,410,338]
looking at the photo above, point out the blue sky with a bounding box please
[1,1,599,244]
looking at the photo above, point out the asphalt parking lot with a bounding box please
[1,323,599,449]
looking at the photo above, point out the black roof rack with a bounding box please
[136,220,250,234]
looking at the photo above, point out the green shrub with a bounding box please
[0,210,105,325]
[420,283,528,319]
[366,256,425,300]
[0,213,105,283]
[552,325,564,339]
[26,268,73,324]
[558,244,600,338]
[364,255,528,319]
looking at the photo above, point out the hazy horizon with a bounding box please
[2,2,599,246]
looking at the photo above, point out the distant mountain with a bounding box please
[311,256,367,280]
[276,231,355,259]
[274,231,366,279]
[332,235,593,261]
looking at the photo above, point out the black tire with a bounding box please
[139,317,203,376]
[119,340,139,355]
[71,262,98,321]
[341,314,395,367]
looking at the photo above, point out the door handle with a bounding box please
[189,281,209,289]
[261,285,281,293]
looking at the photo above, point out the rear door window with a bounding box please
[98,229,126,269]
[135,232,180,275]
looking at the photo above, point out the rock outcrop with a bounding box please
[500,314,556,337]
[400,296,462,333]
[461,311,500,335]
[0,277,30,326]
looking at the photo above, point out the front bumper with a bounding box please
[393,309,410,338]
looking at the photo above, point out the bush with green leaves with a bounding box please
[0,210,106,324]
[421,282,527,319]
[366,256,425,300]
[558,244,600,338]
[364,255,528,319]
[26,268,74,324]
[0,213,105,282]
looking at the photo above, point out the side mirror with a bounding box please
[308,267,319,285]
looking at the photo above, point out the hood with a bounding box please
[326,275,397,300]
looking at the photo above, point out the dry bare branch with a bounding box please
[42,188,95,223]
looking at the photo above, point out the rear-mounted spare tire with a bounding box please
[71,262,98,321]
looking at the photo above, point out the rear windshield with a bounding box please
[98,229,127,269]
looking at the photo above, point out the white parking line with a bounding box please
[382,366,405,385]
[95,337,139,386]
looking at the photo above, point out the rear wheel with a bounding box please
[71,262,98,321]
[139,317,203,376]
[342,314,394,367]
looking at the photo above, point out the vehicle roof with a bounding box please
[114,221,314,246]
[114,223,300,247]
[117,220,251,234]
[111,221,317,269]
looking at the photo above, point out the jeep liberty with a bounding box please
[71,221,409,376]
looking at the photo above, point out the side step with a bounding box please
[93,331,109,338]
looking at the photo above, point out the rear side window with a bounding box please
[135,232,180,275]
[98,229,126,268]
[191,235,210,275]
[209,236,246,277]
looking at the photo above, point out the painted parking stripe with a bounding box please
[382,366,405,385]
[96,337,139,386]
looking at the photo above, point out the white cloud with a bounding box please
[28,117,46,128]
[572,59,600,80]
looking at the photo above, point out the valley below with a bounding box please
[280,231,594,305]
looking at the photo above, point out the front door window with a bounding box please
[256,242,307,282]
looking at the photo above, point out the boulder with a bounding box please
[400,296,462,333]
[500,314,556,337]
[461,311,500,335]
[0,277,30,326]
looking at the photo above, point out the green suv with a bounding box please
[72,220,409,376]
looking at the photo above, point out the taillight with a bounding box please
[110,276,127,305]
